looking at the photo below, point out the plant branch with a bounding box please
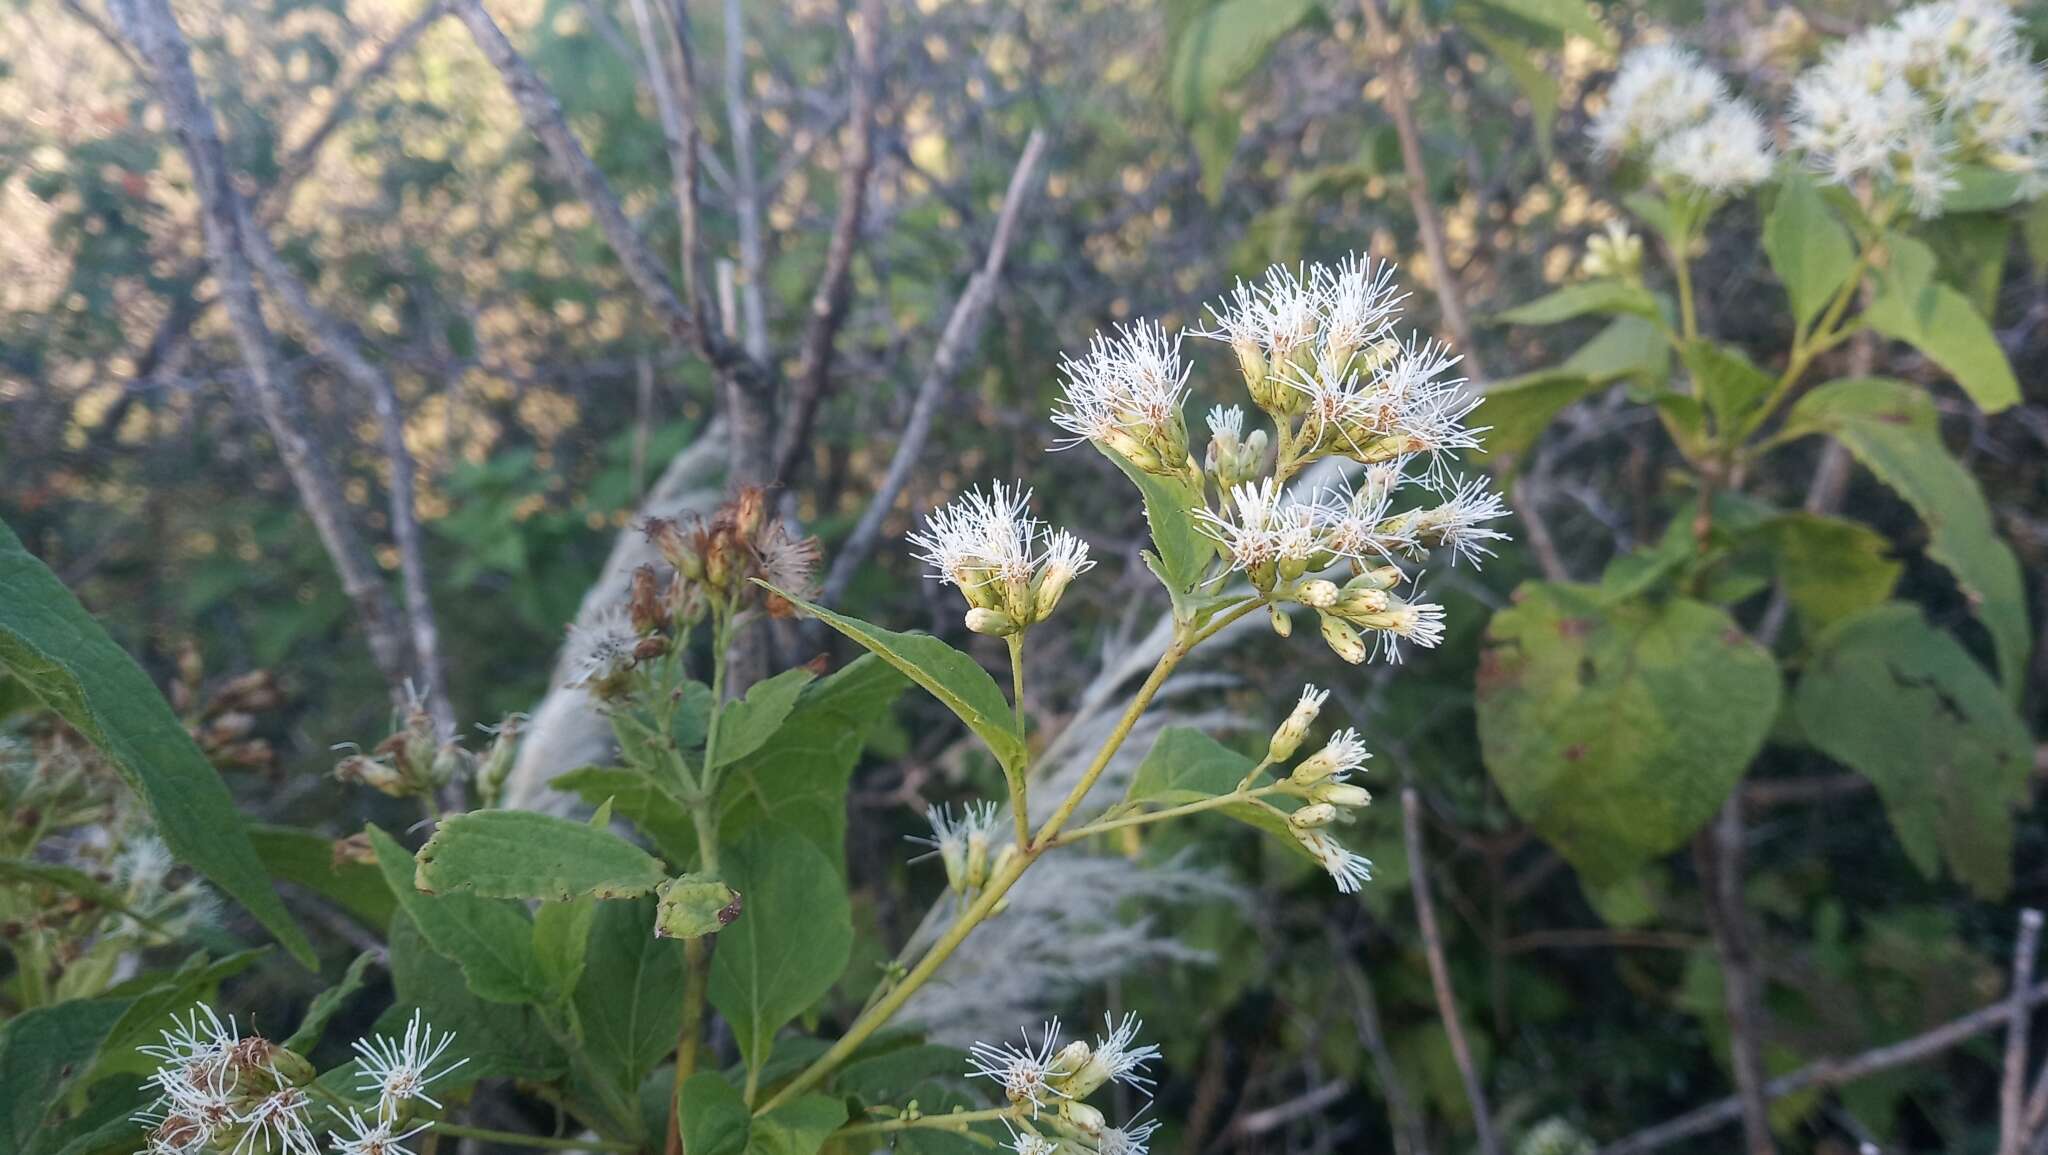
[1402,787,1501,1155]
[836,1107,1018,1137]
[1602,978,2048,1154]
[819,128,1049,603]
[624,0,708,327]
[1692,798,1777,1155]
[771,0,882,485]
[1329,923,1427,1155]
[2003,909,2044,1155]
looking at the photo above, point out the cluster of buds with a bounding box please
[911,802,1016,898]
[1260,687,1375,893]
[168,646,283,773]
[909,482,1094,638]
[331,695,468,801]
[1052,321,1195,481]
[968,1016,1163,1155]
[135,1005,465,1155]
[1578,220,1643,282]
[645,486,822,620]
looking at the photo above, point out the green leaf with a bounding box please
[1496,281,1659,326]
[90,950,267,1081]
[415,809,669,901]
[679,1073,751,1155]
[1102,450,1216,599]
[1125,726,1312,859]
[1476,584,1781,881]
[1168,0,1318,121]
[574,896,687,1097]
[1940,166,2027,213]
[248,824,396,930]
[534,895,599,1003]
[0,518,313,965]
[1464,23,1558,145]
[0,996,131,1153]
[1466,0,1607,44]
[762,587,1025,773]
[1764,170,1856,330]
[1755,514,1901,635]
[1477,371,1603,464]
[655,874,740,940]
[385,908,566,1084]
[1562,314,1670,387]
[1865,253,2020,412]
[1796,604,2032,898]
[281,950,377,1054]
[707,827,852,1076]
[717,654,908,866]
[368,825,547,1004]
[1785,378,2030,695]
[550,766,698,863]
[745,1095,847,1155]
[1681,339,1775,431]
[711,667,815,769]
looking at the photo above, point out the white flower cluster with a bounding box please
[1265,686,1376,893]
[968,1015,1163,1154]
[136,1005,465,1155]
[910,481,1094,637]
[1589,43,1774,194]
[1791,0,2048,216]
[912,801,1013,897]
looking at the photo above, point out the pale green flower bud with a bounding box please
[1290,803,1339,828]
[1320,614,1367,665]
[965,607,1017,636]
[1268,604,1294,638]
[1051,1040,1093,1081]
[1311,781,1373,809]
[1298,579,1339,609]
[1267,684,1327,763]
[1291,728,1370,786]
[1337,585,1391,616]
[964,829,992,893]
[1061,1101,1107,1137]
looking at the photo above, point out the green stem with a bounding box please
[1005,632,1031,849]
[1050,785,1283,846]
[668,609,732,1153]
[756,597,1264,1117]
[836,1107,1021,1137]
[430,1123,636,1153]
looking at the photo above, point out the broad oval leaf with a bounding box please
[369,825,548,1005]
[1764,170,1856,329]
[0,995,131,1154]
[385,908,566,1085]
[1865,237,2019,412]
[415,809,669,901]
[1796,604,2032,898]
[1784,378,2030,696]
[679,1073,751,1155]
[760,586,1025,773]
[1476,583,1780,881]
[574,896,687,1104]
[707,826,852,1077]
[0,519,313,965]
[710,667,815,769]
[1101,448,1215,599]
[1496,281,1659,326]
[1477,371,1603,466]
[745,1095,848,1155]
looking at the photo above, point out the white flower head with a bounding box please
[1100,1118,1163,1155]
[1589,43,1729,158]
[565,606,639,689]
[908,482,1093,626]
[1315,254,1406,359]
[968,1019,1068,1115]
[1412,474,1513,567]
[1294,828,1374,893]
[1195,479,1325,572]
[1003,1125,1062,1155]
[329,1110,432,1155]
[911,801,1002,893]
[351,1011,468,1120]
[1372,598,1448,661]
[140,1004,240,1089]
[1651,100,1775,193]
[1053,320,1191,461]
[1198,263,1323,366]
[1088,1012,1162,1092]
[1205,403,1245,442]
[231,1083,317,1155]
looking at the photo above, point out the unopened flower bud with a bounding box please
[1267,684,1327,763]
[1050,1040,1092,1080]
[1061,1102,1106,1137]
[1337,585,1390,616]
[334,754,408,797]
[1290,803,1339,828]
[1269,604,1294,638]
[268,1048,317,1087]
[965,607,1017,636]
[1320,614,1367,665]
[731,486,768,539]
[633,635,671,662]
[1311,781,1373,809]
[964,829,992,892]
[430,742,473,788]
[629,564,666,634]
[1351,564,1405,592]
[1298,579,1339,609]
[475,717,521,808]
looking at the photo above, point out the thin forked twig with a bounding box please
[2003,909,2045,1155]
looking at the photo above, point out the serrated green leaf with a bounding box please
[1865,245,2019,412]
[534,895,598,1004]
[1764,170,1856,329]
[0,996,130,1153]
[761,587,1024,773]
[281,950,377,1054]
[1496,281,1659,326]
[0,518,312,965]
[679,1073,750,1155]
[550,766,698,863]
[1796,604,2032,898]
[707,827,852,1077]
[1784,378,2029,696]
[385,908,565,1084]
[1477,584,1781,881]
[1755,513,1901,635]
[574,896,686,1100]
[415,809,669,901]
[368,825,547,1004]
[710,667,814,769]
[1681,339,1775,431]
